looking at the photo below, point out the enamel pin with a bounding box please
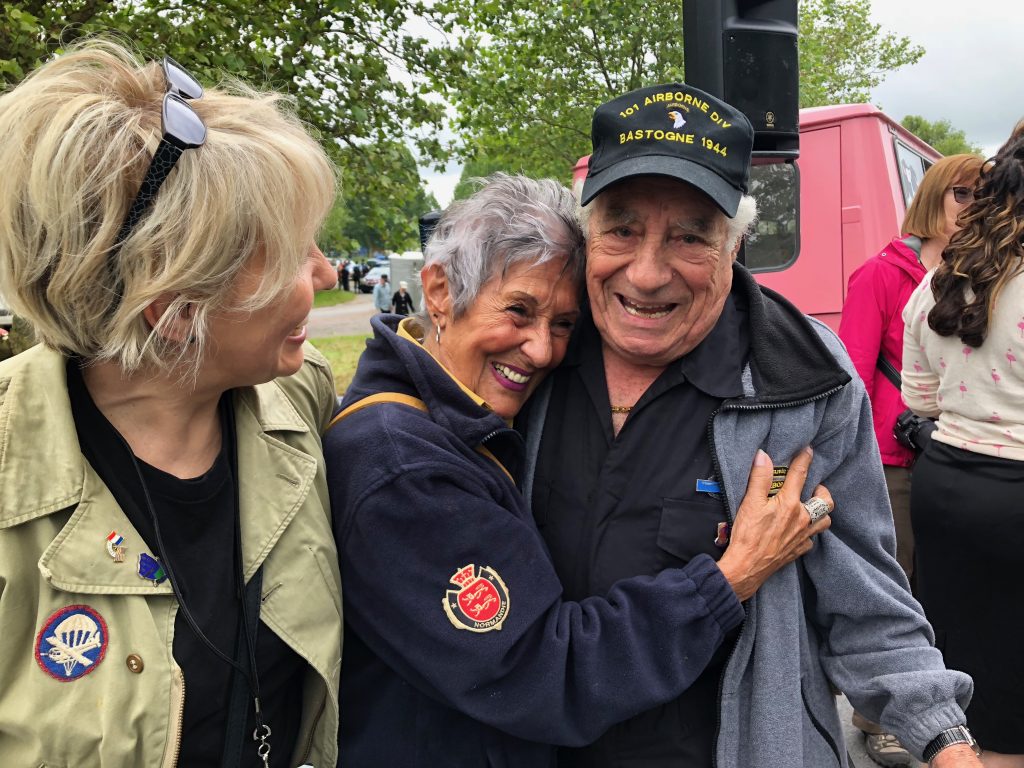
[106,530,126,562]
[137,552,167,585]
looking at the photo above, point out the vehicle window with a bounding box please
[894,140,929,209]
[743,160,799,273]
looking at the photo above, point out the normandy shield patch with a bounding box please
[443,564,510,633]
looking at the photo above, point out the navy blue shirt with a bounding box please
[530,290,749,767]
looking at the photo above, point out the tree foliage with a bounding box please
[900,115,983,157]
[0,0,452,230]
[433,0,924,180]
[339,143,439,255]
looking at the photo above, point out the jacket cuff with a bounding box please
[687,554,745,636]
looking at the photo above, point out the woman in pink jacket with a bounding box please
[837,152,982,766]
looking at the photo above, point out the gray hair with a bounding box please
[419,173,585,322]
[573,178,758,253]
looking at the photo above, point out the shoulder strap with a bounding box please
[325,392,513,484]
[220,566,264,768]
[876,354,902,389]
[326,392,428,431]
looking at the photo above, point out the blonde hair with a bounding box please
[0,38,336,375]
[902,154,983,240]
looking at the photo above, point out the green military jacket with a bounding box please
[0,344,343,767]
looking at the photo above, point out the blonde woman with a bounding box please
[0,41,342,766]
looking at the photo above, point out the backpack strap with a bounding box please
[325,392,513,484]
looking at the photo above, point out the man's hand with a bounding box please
[717,447,832,601]
[930,744,983,767]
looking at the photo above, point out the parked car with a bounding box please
[360,266,390,293]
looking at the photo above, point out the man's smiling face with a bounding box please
[585,176,739,368]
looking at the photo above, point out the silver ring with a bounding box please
[803,497,831,524]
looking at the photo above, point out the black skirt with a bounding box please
[911,439,1024,753]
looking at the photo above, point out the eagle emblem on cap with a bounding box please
[668,110,686,129]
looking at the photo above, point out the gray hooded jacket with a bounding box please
[521,265,972,766]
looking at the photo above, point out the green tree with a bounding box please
[432,0,923,179]
[0,1,458,197]
[798,0,923,107]
[900,115,983,157]
[451,154,516,201]
[340,143,438,255]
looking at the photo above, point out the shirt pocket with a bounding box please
[656,497,729,564]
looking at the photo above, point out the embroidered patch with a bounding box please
[768,465,788,497]
[443,564,510,633]
[35,605,108,682]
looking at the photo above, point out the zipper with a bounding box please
[164,666,185,768]
[707,383,845,768]
[801,685,842,764]
[297,689,328,763]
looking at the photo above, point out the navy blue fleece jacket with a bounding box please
[324,316,744,767]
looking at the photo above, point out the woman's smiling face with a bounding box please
[430,257,580,419]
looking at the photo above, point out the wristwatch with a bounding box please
[923,725,981,763]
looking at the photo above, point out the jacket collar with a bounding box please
[734,263,851,403]
[346,315,514,446]
[0,345,316,590]
[877,235,928,281]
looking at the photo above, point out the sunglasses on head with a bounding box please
[114,56,207,247]
[950,186,975,204]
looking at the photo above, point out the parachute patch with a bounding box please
[443,564,510,633]
[35,605,108,682]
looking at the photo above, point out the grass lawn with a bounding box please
[309,334,370,395]
[312,289,358,309]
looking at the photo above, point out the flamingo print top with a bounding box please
[902,267,1024,460]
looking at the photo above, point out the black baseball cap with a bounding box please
[581,83,754,217]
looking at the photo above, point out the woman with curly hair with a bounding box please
[902,128,1024,766]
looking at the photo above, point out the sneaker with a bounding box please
[864,732,915,767]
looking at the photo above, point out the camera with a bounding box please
[893,409,937,452]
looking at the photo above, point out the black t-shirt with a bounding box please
[527,291,749,768]
[67,361,304,767]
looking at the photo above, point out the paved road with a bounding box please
[309,291,377,338]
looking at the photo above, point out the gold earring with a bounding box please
[435,323,441,345]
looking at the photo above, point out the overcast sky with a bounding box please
[868,0,1022,157]
[422,1,1024,206]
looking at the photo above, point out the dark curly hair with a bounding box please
[929,134,1024,346]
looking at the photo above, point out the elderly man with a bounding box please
[519,83,981,767]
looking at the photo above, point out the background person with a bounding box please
[0,40,342,767]
[518,82,980,767]
[391,279,416,316]
[902,130,1024,768]
[839,153,982,766]
[324,173,833,767]
[372,272,390,312]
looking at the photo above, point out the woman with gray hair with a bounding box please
[0,40,342,767]
[323,173,828,767]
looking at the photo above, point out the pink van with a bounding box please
[573,103,941,331]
